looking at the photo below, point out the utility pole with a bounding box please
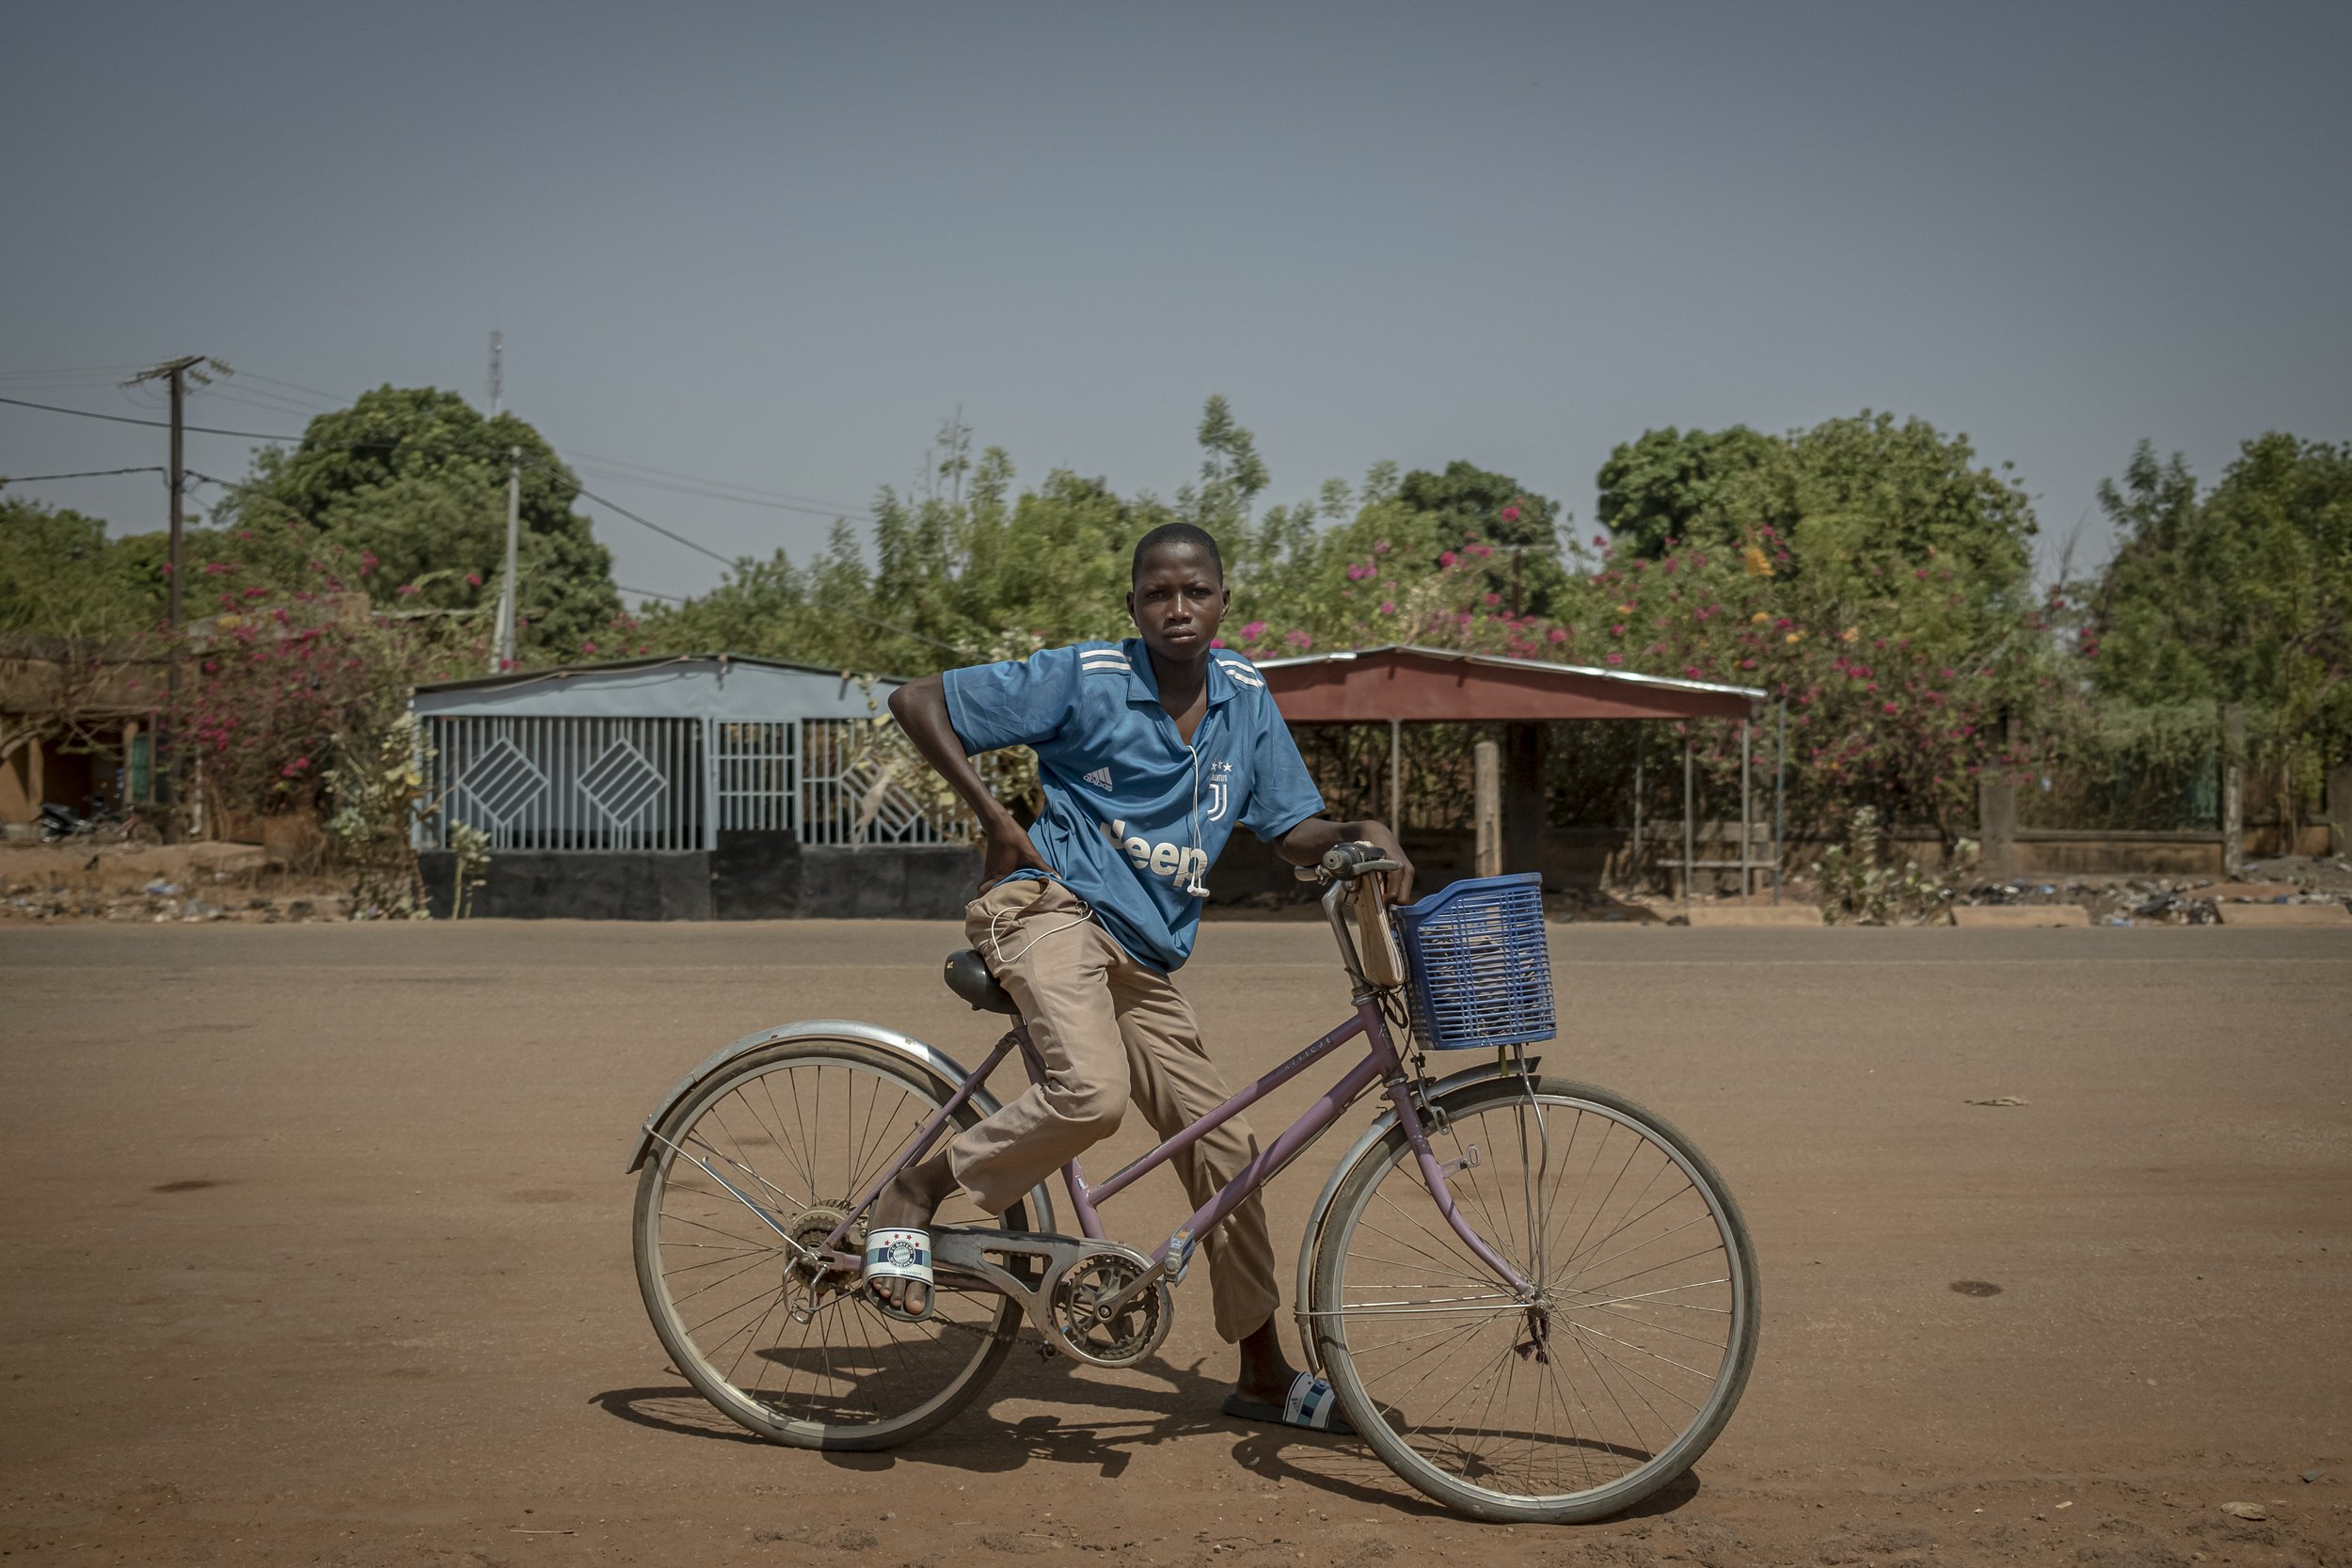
[492,447,521,672]
[124,355,222,840]
[487,330,502,418]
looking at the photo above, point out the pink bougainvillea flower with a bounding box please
[1610,624,1626,637]
[1468,543,1493,558]
[1482,593,1501,607]
[1285,629,1312,650]
[1373,540,1391,554]
[1547,627,1565,643]
[1378,601,1396,615]
[580,641,599,655]
[1605,652,1625,666]
[395,583,421,595]
[1438,550,1457,568]
[1501,505,1521,523]
[467,573,484,587]
[1209,638,1226,648]
[1240,620,1267,641]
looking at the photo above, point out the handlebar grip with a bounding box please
[1321,841,1401,879]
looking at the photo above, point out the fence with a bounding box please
[420,714,961,852]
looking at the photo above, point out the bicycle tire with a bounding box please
[633,1036,1029,1449]
[1309,1075,1759,1523]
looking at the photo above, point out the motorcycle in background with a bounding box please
[38,799,152,846]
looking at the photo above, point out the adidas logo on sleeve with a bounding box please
[1083,767,1112,790]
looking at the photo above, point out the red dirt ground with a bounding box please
[3,921,2347,1566]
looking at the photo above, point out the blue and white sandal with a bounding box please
[862,1227,934,1322]
[1220,1371,1357,1435]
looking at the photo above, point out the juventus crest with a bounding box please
[1204,759,1235,822]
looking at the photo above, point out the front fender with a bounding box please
[625,1018,1009,1175]
[1292,1053,1541,1379]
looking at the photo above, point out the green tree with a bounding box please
[1391,460,1570,615]
[1597,414,2036,601]
[0,497,160,641]
[2090,434,2352,815]
[214,387,620,659]
[644,424,1168,676]
[1595,425,1778,559]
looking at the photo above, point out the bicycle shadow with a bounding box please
[590,1355,1704,1521]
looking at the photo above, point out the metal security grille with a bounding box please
[716,721,798,832]
[799,719,965,846]
[425,716,707,852]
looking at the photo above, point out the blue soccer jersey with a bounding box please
[942,639,1325,973]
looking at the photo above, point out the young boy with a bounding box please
[878,521,1413,1430]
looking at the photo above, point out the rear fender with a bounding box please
[1291,1053,1541,1379]
[626,1018,1009,1174]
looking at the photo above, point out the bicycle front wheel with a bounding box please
[633,1036,1032,1450]
[1310,1076,1758,1523]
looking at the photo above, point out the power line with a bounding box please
[0,392,298,441]
[2,382,958,653]
[559,446,867,514]
[563,460,865,520]
[617,583,687,604]
[1,466,167,483]
[556,477,739,568]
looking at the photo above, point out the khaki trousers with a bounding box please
[947,877,1280,1344]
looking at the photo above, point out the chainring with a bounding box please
[1048,1251,1171,1369]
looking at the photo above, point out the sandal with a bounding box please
[862,1227,934,1322]
[1221,1371,1357,1435]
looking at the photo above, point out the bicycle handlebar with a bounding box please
[1320,841,1401,880]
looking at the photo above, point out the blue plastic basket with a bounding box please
[1391,872,1555,1050]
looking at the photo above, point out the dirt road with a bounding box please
[3,922,2347,1565]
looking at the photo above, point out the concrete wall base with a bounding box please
[420,839,983,921]
[421,850,714,921]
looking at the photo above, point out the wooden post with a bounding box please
[1631,731,1644,892]
[1502,721,1545,878]
[2223,702,2245,876]
[1739,717,1752,905]
[1772,698,1786,906]
[1681,727,1695,913]
[1473,738,1501,879]
[2328,758,2352,858]
[1388,716,1402,831]
[1979,714,2018,879]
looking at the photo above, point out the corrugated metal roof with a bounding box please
[411,652,910,698]
[1250,643,1767,701]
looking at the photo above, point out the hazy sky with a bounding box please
[5,2,2346,604]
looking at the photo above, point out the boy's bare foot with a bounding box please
[866,1151,957,1314]
[1234,1319,1298,1407]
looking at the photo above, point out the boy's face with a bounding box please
[1126,543,1230,663]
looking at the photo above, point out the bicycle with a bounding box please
[628,845,1759,1523]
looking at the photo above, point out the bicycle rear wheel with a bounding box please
[1309,1076,1758,1523]
[633,1036,1031,1449]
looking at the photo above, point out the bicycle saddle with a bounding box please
[942,949,1018,1015]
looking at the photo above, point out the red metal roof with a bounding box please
[1252,644,1764,722]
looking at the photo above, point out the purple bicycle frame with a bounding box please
[828,998,1532,1298]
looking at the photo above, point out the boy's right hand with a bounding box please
[979,819,1052,891]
